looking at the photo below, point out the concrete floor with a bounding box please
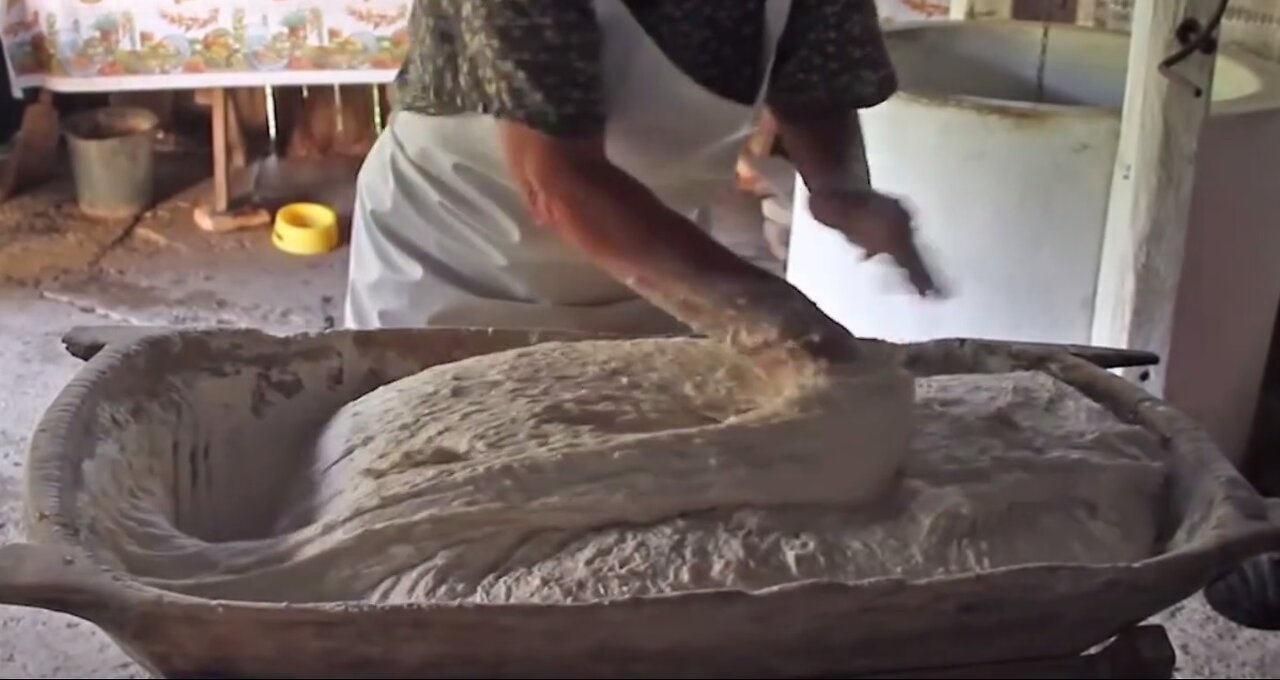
[0,154,1277,678]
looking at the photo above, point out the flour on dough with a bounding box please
[80,338,1168,605]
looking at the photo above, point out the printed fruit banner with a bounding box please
[0,0,947,96]
[1,0,410,95]
[877,0,952,23]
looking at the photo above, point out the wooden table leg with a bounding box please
[0,88,59,202]
[194,87,270,233]
[210,87,229,213]
[226,93,247,172]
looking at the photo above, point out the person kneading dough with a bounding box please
[77,6,1174,610]
[345,0,940,362]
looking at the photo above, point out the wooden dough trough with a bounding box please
[0,326,1277,679]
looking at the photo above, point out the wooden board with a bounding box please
[1089,0,1221,393]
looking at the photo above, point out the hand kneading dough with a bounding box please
[86,338,1169,605]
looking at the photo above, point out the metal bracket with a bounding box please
[1159,0,1231,97]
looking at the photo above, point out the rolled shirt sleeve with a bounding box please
[767,0,899,116]
[397,0,606,137]
[395,1,899,135]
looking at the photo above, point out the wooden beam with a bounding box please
[950,0,1015,20]
[1089,0,1221,393]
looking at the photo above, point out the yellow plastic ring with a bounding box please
[273,203,339,256]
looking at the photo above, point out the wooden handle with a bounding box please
[61,325,177,361]
[1042,343,1159,369]
[942,337,1161,369]
[0,542,132,626]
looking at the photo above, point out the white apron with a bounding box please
[344,0,793,333]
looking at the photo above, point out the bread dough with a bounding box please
[81,338,1168,605]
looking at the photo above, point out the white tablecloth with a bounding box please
[0,0,961,99]
[0,0,409,96]
[877,0,951,22]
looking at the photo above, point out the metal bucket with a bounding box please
[62,107,158,219]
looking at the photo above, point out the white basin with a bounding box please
[787,20,1280,463]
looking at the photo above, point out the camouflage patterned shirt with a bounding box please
[395,0,897,137]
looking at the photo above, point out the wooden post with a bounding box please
[210,87,230,213]
[1089,0,1221,393]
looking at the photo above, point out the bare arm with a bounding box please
[771,108,940,297]
[762,0,939,295]
[498,121,860,363]
[770,109,868,195]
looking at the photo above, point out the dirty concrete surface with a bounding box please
[0,152,1275,678]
